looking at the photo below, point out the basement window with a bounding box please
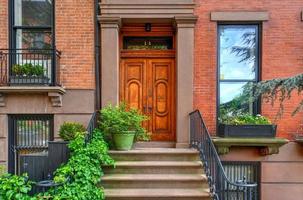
[220,161,261,200]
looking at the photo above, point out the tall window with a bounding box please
[12,0,53,49]
[218,24,260,122]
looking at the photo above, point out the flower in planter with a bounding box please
[220,113,272,125]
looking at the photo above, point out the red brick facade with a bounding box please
[56,0,95,89]
[194,0,303,138]
[0,0,8,49]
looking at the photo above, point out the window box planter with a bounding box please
[218,124,277,138]
[10,75,50,85]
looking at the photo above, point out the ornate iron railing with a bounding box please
[189,110,258,200]
[85,111,99,145]
[0,49,61,86]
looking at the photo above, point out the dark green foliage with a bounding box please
[0,174,34,200]
[0,129,114,200]
[100,103,150,142]
[221,114,271,125]
[12,64,45,76]
[252,73,303,117]
[38,129,114,200]
[59,122,86,141]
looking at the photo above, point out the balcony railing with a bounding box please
[189,110,258,200]
[0,49,61,86]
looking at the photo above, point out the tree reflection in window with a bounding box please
[218,25,259,122]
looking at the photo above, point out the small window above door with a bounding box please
[123,36,173,50]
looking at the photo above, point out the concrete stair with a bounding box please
[101,148,211,200]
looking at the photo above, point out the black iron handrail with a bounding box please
[85,111,99,145]
[0,48,61,86]
[189,110,258,200]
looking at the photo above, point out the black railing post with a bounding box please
[51,48,56,86]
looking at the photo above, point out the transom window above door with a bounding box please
[123,37,173,50]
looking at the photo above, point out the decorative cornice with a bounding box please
[211,11,269,21]
[174,16,198,28]
[0,86,66,107]
[98,16,121,29]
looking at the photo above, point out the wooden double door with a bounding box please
[120,58,175,141]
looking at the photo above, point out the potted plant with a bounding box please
[11,63,49,85]
[100,103,149,150]
[218,114,277,138]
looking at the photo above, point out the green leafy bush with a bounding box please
[12,64,44,76]
[0,173,33,200]
[0,129,114,200]
[39,129,114,200]
[221,114,272,125]
[59,122,86,141]
[100,103,150,141]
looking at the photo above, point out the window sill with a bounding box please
[212,137,289,155]
[0,86,66,107]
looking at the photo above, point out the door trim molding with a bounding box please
[98,1,197,147]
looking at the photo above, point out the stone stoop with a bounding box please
[101,148,211,200]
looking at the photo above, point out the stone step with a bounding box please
[134,142,176,148]
[109,148,200,161]
[104,188,211,200]
[101,174,208,189]
[103,161,203,174]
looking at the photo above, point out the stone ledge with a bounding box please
[210,11,269,21]
[212,137,289,155]
[0,86,66,107]
[295,138,303,145]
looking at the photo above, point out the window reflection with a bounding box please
[219,82,254,121]
[219,26,257,80]
[14,0,52,26]
[218,25,259,123]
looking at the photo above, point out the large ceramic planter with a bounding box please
[112,131,135,150]
[218,124,277,138]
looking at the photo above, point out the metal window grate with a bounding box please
[221,161,261,200]
[8,114,54,174]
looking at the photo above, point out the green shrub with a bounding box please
[39,130,114,200]
[100,103,150,142]
[0,173,33,200]
[12,63,44,76]
[0,129,114,200]
[59,122,86,141]
[221,114,272,125]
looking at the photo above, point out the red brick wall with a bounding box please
[194,0,303,139]
[56,0,95,89]
[0,0,8,49]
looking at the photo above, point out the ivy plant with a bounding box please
[0,129,114,200]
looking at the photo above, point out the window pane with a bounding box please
[123,37,173,50]
[16,29,52,49]
[219,82,254,119]
[14,0,52,26]
[219,25,258,80]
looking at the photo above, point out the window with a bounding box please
[218,24,260,121]
[12,0,53,49]
[8,114,54,174]
[221,161,261,200]
[123,37,173,50]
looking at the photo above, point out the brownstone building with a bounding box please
[0,0,302,199]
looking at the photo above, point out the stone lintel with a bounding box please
[211,11,269,21]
